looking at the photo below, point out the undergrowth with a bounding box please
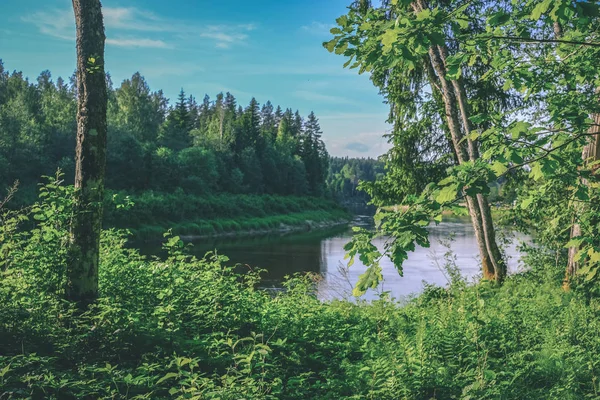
[1,178,600,399]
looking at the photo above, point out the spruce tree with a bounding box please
[160,88,191,150]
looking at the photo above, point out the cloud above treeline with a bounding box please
[23,6,256,49]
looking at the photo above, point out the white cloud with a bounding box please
[23,9,74,41]
[199,25,254,49]
[324,131,392,158]
[319,112,389,121]
[23,7,256,49]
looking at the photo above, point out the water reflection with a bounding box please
[317,216,527,301]
[138,216,528,301]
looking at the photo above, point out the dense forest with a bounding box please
[0,61,329,201]
[5,0,600,398]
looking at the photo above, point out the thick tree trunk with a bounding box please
[67,0,107,306]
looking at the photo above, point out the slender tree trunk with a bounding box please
[451,74,507,283]
[67,0,107,307]
[415,0,505,282]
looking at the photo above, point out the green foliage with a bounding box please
[103,191,349,240]
[327,157,385,206]
[322,0,600,290]
[2,183,600,398]
[0,62,329,204]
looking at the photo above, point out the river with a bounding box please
[139,215,528,301]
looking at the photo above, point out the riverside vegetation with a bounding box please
[0,57,335,239]
[4,0,600,399]
[2,178,600,399]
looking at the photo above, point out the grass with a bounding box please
[104,191,350,240]
[133,209,350,241]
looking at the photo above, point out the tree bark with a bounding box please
[414,0,505,283]
[565,112,600,285]
[451,74,507,283]
[67,0,107,307]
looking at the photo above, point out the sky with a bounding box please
[0,0,392,158]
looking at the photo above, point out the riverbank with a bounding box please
[104,191,351,241]
[136,210,351,241]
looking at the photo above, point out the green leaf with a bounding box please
[336,15,348,28]
[380,29,399,53]
[438,176,456,186]
[565,237,584,248]
[156,372,179,385]
[330,27,342,35]
[488,11,510,26]
[531,0,553,20]
[334,41,349,55]
[491,161,508,176]
[415,9,431,21]
[529,162,543,181]
[353,264,382,297]
[436,184,459,204]
[520,197,534,209]
[324,38,339,53]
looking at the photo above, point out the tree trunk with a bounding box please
[415,0,506,283]
[565,112,600,286]
[450,73,507,283]
[67,0,107,307]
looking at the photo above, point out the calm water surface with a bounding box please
[140,216,528,301]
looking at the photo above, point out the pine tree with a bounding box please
[301,112,328,196]
[274,105,283,128]
[261,101,276,141]
[235,97,261,156]
[160,88,191,150]
[292,110,304,137]
[187,94,199,130]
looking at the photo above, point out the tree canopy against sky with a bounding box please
[1,0,392,158]
[0,62,330,200]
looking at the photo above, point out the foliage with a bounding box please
[325,0,600,290]
[0,61,329,204]
[327,157,385,206]
[103,191,349,240]
[2,182,600,398]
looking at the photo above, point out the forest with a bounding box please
[3,0,600,398]
[0,63,329,200]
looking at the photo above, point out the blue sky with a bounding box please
[0,0,391,157]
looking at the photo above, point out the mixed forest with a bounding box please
[0,63,329,199]
[3,0,600,398]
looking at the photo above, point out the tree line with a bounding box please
[0,65,329,201]
[327,157,384,204]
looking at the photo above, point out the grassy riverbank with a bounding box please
[104,191,351,240]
